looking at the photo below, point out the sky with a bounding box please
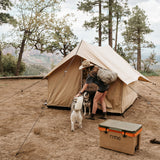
[59,0,160,47]
[0,0,160,54]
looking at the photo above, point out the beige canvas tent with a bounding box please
[44,40,150,113]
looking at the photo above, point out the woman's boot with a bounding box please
[99,112,107,120]
[86,113,95,120]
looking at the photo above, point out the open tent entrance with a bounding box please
[45,40,150,114]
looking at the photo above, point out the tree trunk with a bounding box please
[108,0,113,47]
[63,44,67,57]
[98,0,102,46]
[137,31,141,71]
[114,15,119,51]
[0,47,3,74]
[16,32,26,76]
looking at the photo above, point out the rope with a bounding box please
[22,79,42,92]
[139,81,160,95]
[15,107,46,156]
[14,42,83,156]
[0,79,43,104]
[6,41,83,156]
[128,84,160,114]
[0,78,45,156]
[0,91,20,104]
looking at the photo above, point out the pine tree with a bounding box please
[77,0,107,46]
[78,0,129,48]
[113,0,130,51]
[108,0,113,47]
[122,6,154,71]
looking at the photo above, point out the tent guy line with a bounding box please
[127,82,160,115]
[15,105,46,156]
[139,81,160,95]
[14,50,83,156]
[0,79,42,104]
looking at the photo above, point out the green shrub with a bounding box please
[140,70,159,76]
[2,53,26,76]
[23,64,49,75]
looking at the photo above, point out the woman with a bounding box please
[76,60,109,120]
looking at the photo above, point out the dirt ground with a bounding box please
[0,76,160,160]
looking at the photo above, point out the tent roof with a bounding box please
[45,40,150,85]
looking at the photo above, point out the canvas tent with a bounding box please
[44,40,150,113]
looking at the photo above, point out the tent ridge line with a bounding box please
[63,40,84,73]
[75,40,83,56]
[44,40,83,78]
[83,42,107,68]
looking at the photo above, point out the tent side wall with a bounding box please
[103,79,137,114]
[47,56,81,107]
[121,82,138,113]
[104,79,123,113]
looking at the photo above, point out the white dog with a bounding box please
[70,96,83,132]
[83,91,91,116]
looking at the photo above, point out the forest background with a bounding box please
[0,0,160,76]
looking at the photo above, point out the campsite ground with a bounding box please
[0,76,160,160]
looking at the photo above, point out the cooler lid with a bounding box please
[99,119,142,133]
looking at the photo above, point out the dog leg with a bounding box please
[79,114,83,128]
[71,121,74,132]
[79,116,82,128]
[88,105,91,115]
[84,106,86,116]
[79,122,82,129]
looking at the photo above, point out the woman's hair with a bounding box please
[89,65,99,77]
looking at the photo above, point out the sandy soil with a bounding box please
[0,77,160,160]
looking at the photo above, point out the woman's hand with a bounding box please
[75,92,81,97]
[75,83,88,97]
[75,94,79,97]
